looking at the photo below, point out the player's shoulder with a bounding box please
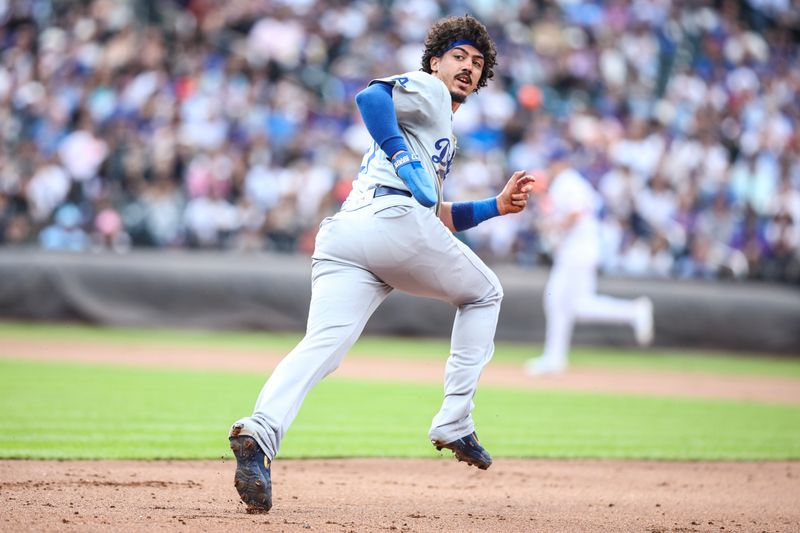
[374,71,445,93]
[397,70,440,86]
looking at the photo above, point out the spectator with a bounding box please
[91,202,131,254]
[762,210,800,283]
[39,203,90,252]
[0,0,795,286]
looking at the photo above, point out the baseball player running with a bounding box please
[525,147,654,376]
[228,14,535,513]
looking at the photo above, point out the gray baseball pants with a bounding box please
[232,194,503,460]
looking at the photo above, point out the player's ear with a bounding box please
[429,55,440,73]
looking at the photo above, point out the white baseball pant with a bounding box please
[541,255,640,366]
[233,194,503,460]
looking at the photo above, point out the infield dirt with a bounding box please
[3,458,798,532]
[2,338,799,532]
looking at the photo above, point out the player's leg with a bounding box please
[525,258,574,375]
[428,240,501,443]
[366,207,502,455]
[428,253,500,469]
[229,210,393,512]
[231,258,391,461]
[572,262,654,345]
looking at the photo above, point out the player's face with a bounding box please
[430,45,484,106]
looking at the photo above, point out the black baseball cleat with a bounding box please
[229,425,272,513]
[432,431,493,470]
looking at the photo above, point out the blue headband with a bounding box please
[443,39,484,57]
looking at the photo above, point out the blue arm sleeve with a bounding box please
[354,82,408,158]
[451,198,501,232]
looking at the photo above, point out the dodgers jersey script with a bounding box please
[345,71,456,210]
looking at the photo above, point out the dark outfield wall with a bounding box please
[1,250,798,355]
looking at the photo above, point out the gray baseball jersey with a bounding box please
[345,71,456,211]
[232,69,503,462]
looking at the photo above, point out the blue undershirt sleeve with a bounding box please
[354,82,408,158]
[451,198,501,232]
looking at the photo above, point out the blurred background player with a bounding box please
[525,146,654,376]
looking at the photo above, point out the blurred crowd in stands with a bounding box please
[0,0,798,283]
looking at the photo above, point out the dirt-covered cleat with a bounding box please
[432,431,492,470]
[229,429,272,513]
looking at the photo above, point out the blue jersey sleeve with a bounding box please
[354,82,408,159]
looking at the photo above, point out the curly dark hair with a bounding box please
[420,14,497,92]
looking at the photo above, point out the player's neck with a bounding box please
[450,93,464,113]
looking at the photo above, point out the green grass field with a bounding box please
[3,321,799,376]
[1,323,799,461]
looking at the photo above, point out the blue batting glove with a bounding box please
[391,151,437,207]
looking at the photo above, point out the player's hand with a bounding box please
[496,170,536,215]
[391,150,437,207]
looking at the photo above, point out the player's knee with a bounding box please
[493,282,504,302]
[454,275,502,307]
[483,279,504,304]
